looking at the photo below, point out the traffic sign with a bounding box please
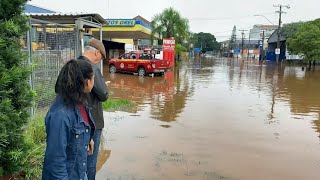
[234,49,241,54]
[275,48,280,55]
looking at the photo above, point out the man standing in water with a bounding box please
[77,38,109,180]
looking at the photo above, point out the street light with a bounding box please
[254,15,274,25]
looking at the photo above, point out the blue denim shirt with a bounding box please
[42,96,95,180]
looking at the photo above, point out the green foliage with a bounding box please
[281,21,304,39]
[0,0,28,21]
[0,0,34,176]
[102,99,135,111]
[23,114,46,179]
[175,43,187,55]
[189,32,198,47]
[192,32,220,53]
[287,19,320,61]
[151,7,190,45]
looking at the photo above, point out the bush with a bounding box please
[23,114,46,179]
[0,0,34,176]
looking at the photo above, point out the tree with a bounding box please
[229,25,237,50]
[193,32,220,53]
[151,7,190,46]
[175,43,187,61]
[151,7,190,60]
[0,0,34,176]
[287,19,320,68]
[189,32,198,48]
[281,21,304,38]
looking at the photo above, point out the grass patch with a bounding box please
[102,99,135,111]
[23,114,46,179]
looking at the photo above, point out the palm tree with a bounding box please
[151,7,190,52]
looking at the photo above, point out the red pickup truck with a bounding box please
[108,51,170,76]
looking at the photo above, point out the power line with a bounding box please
[188,12,275,21]
[212,26,253,34]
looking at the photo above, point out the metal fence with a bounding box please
[22,19,77,115]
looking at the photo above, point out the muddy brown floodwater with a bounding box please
[96,58,320,180]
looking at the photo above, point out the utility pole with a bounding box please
[259,30,265,62]
[247,33,251,61]
[274,4,290,64]
[239,29,247,59]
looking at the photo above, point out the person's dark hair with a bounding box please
[55,59,93,107]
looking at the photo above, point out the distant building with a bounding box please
[219,39,261,58]
[249,24,278,40]
[234,39,260,49]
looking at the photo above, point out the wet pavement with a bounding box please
[96,58,320,180]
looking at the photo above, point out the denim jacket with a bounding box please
[42,96,95,180]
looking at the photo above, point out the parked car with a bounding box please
[108,51,170,76]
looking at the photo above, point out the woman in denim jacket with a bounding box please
[42,60,95,180]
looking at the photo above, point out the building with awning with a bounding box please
[23,3,107,71]
[91,16,157,59]
[93,16,154,45]
[24,4,157,60]
[24,3,107,57]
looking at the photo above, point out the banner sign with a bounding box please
[163,38,175,51]
[106,19,136,26]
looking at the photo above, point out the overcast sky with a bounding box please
[30,0,319,41]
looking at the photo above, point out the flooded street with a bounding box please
[97,58,320,180]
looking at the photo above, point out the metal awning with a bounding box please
[28,13,107,27]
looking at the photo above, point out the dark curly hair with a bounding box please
[55,59,93,107]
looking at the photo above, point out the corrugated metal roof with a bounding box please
[28,13,107,25]
[24,4,56,14]
[26,12,90,16]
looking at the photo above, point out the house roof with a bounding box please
[134,15,152,26]
[252,24,278,30]
[24,4,106,25]
[29,13,107,25]
[24,4,56,14]
[267,29,286,43]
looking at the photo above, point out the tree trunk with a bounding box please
[308,60,312,70]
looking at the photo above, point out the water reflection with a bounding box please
[99,59,320,179]
[103,60,320,135]
[103,65,194,122]
[277,66,320,139]
[207,59,320,137]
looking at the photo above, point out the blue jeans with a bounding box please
[87,129,102,180]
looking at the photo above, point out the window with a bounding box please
[119,53,129,59]
[130,53,137,59]
[139,53,147,59]
[139,53,152,60]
